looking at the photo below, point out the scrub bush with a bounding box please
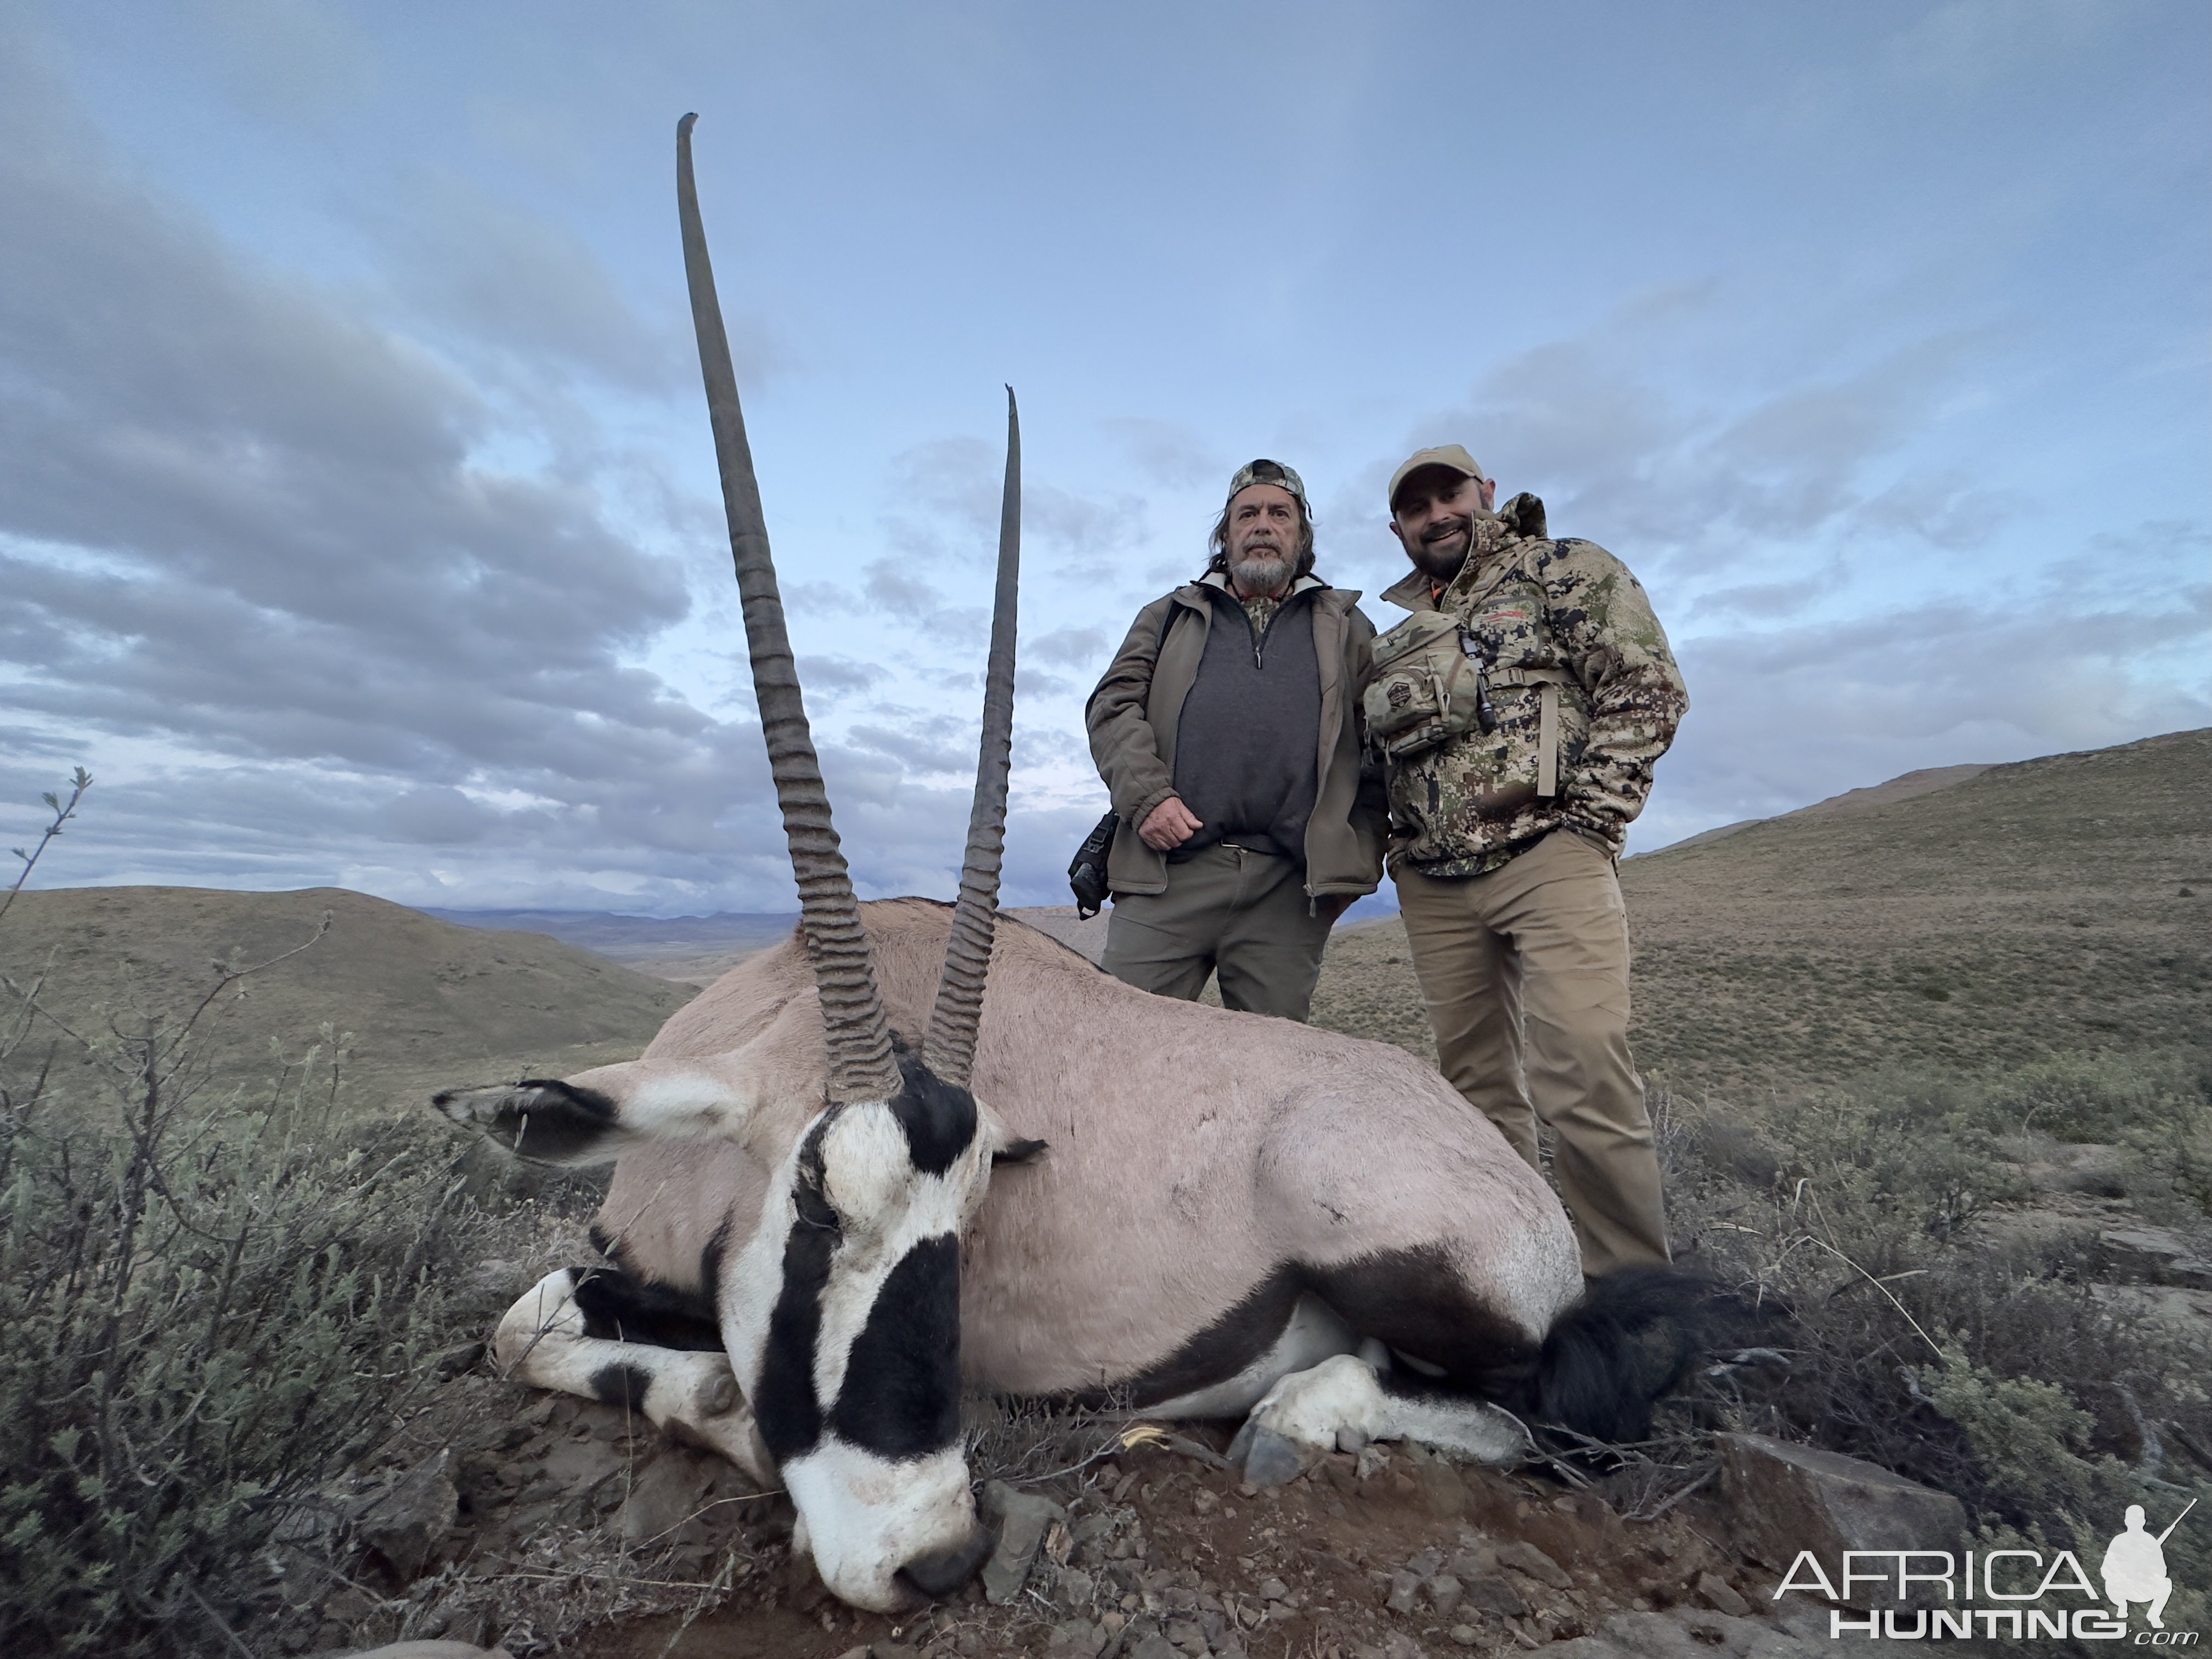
[1664,1057,2212,1635]
[0,775,479,1657]
[0,1017,476,1657]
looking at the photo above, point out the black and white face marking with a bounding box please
[727,1054,1003,1611]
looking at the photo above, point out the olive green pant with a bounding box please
[1102,843,1333,1021]
[1395,828,1669,1277]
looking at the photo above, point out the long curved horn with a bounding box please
[676,114,899,1104]
[923,389,1020,1087]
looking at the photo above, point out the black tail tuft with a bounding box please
[1524,1266,1766,1447]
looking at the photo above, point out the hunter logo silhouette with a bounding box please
[2104,1499,2194,1629]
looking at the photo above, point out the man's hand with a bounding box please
[1138,796,1204,851]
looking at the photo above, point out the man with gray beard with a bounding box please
[1086,460,1385,1019]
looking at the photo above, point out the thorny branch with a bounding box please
[1,766,92,930]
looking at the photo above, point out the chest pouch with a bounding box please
[1362,609,1493,761]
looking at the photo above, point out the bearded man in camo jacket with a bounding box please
[1375,445,1686,1278]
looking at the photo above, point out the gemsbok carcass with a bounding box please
[435,115,1738,1614]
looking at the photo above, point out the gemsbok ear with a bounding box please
[992,1138,1049,1167]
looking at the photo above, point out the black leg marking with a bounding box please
[1079,1267,1305,1409]
[1306,1246,1539,1402]
[1071,1249,1542,1411]
[589,1362,654,1411]
[829,1234,962,1458]
[572,1266,723,1351]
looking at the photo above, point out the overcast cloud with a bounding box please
[1,2,2204,915]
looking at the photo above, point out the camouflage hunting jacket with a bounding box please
[1376,493,1686,879]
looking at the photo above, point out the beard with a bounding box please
[1227,545,1294,595]
[1407,517,1473,583]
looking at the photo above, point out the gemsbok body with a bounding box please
[436,115,1735,1614]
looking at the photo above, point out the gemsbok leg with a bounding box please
[492,1269,773,1484]
[1227,1351,1531,1485]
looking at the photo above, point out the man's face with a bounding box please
[1389,467,1496,582]
[1223,483,1303,596]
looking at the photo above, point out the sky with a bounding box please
[2,0,2206,917]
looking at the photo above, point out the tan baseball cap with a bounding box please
[1387,444,1488,511]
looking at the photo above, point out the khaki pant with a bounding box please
[1103,843,1332,1020]
[1396,829,1669,1277]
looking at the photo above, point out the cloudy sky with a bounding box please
[3,0,2205,917]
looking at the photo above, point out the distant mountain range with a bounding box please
[420,907,798,980]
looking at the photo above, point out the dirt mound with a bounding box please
[1311,727,2212,1088]
[312,1375,1819,1659]
[1,884,695,1120]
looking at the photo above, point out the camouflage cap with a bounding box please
[1225,458,1310,515]
[1387,444,1488,511]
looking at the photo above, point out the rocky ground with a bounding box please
[269,1338,1928,1659]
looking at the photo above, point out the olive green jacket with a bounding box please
[1085,573,1386,901]
[1377,494,1687,879]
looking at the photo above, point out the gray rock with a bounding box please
[2102,1223,2212,1286]
[616,1454,713,1545]
[1429,1572,1464,1617]
[1386,1570,1421,1613]
[354,1451,458,1582]
[1697,1571,1752,1618]
[1044,1620,1106,1659]
[980,1480,1069,1605]
[1460,1575,1526,1617]
[1403,1547,1444,1579]
[1446,1545,1496,1580]
[331,1645,513,1659]
[1239,1424,1310,1488]
[1256,1576,1289,1601]
[1714,1432,1967,1579]
[1128,1635,1181,1659]
[1056,1566,1097,1607]
[1544,1607,1822,1658]
[1494,1538,1570,1590]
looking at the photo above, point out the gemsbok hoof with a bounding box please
[695,1370,739,1418]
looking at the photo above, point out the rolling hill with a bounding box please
[0,885,696,1122]
[1310,727,2212,1090]
[422,906,799,986]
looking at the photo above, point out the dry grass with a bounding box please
[0,884,695,1125]
[1312,727,2212,1091]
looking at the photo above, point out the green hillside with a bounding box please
[1311,727,2212,1090]
[0,885,695,1122]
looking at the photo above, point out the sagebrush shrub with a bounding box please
[0,1046,474,1657]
